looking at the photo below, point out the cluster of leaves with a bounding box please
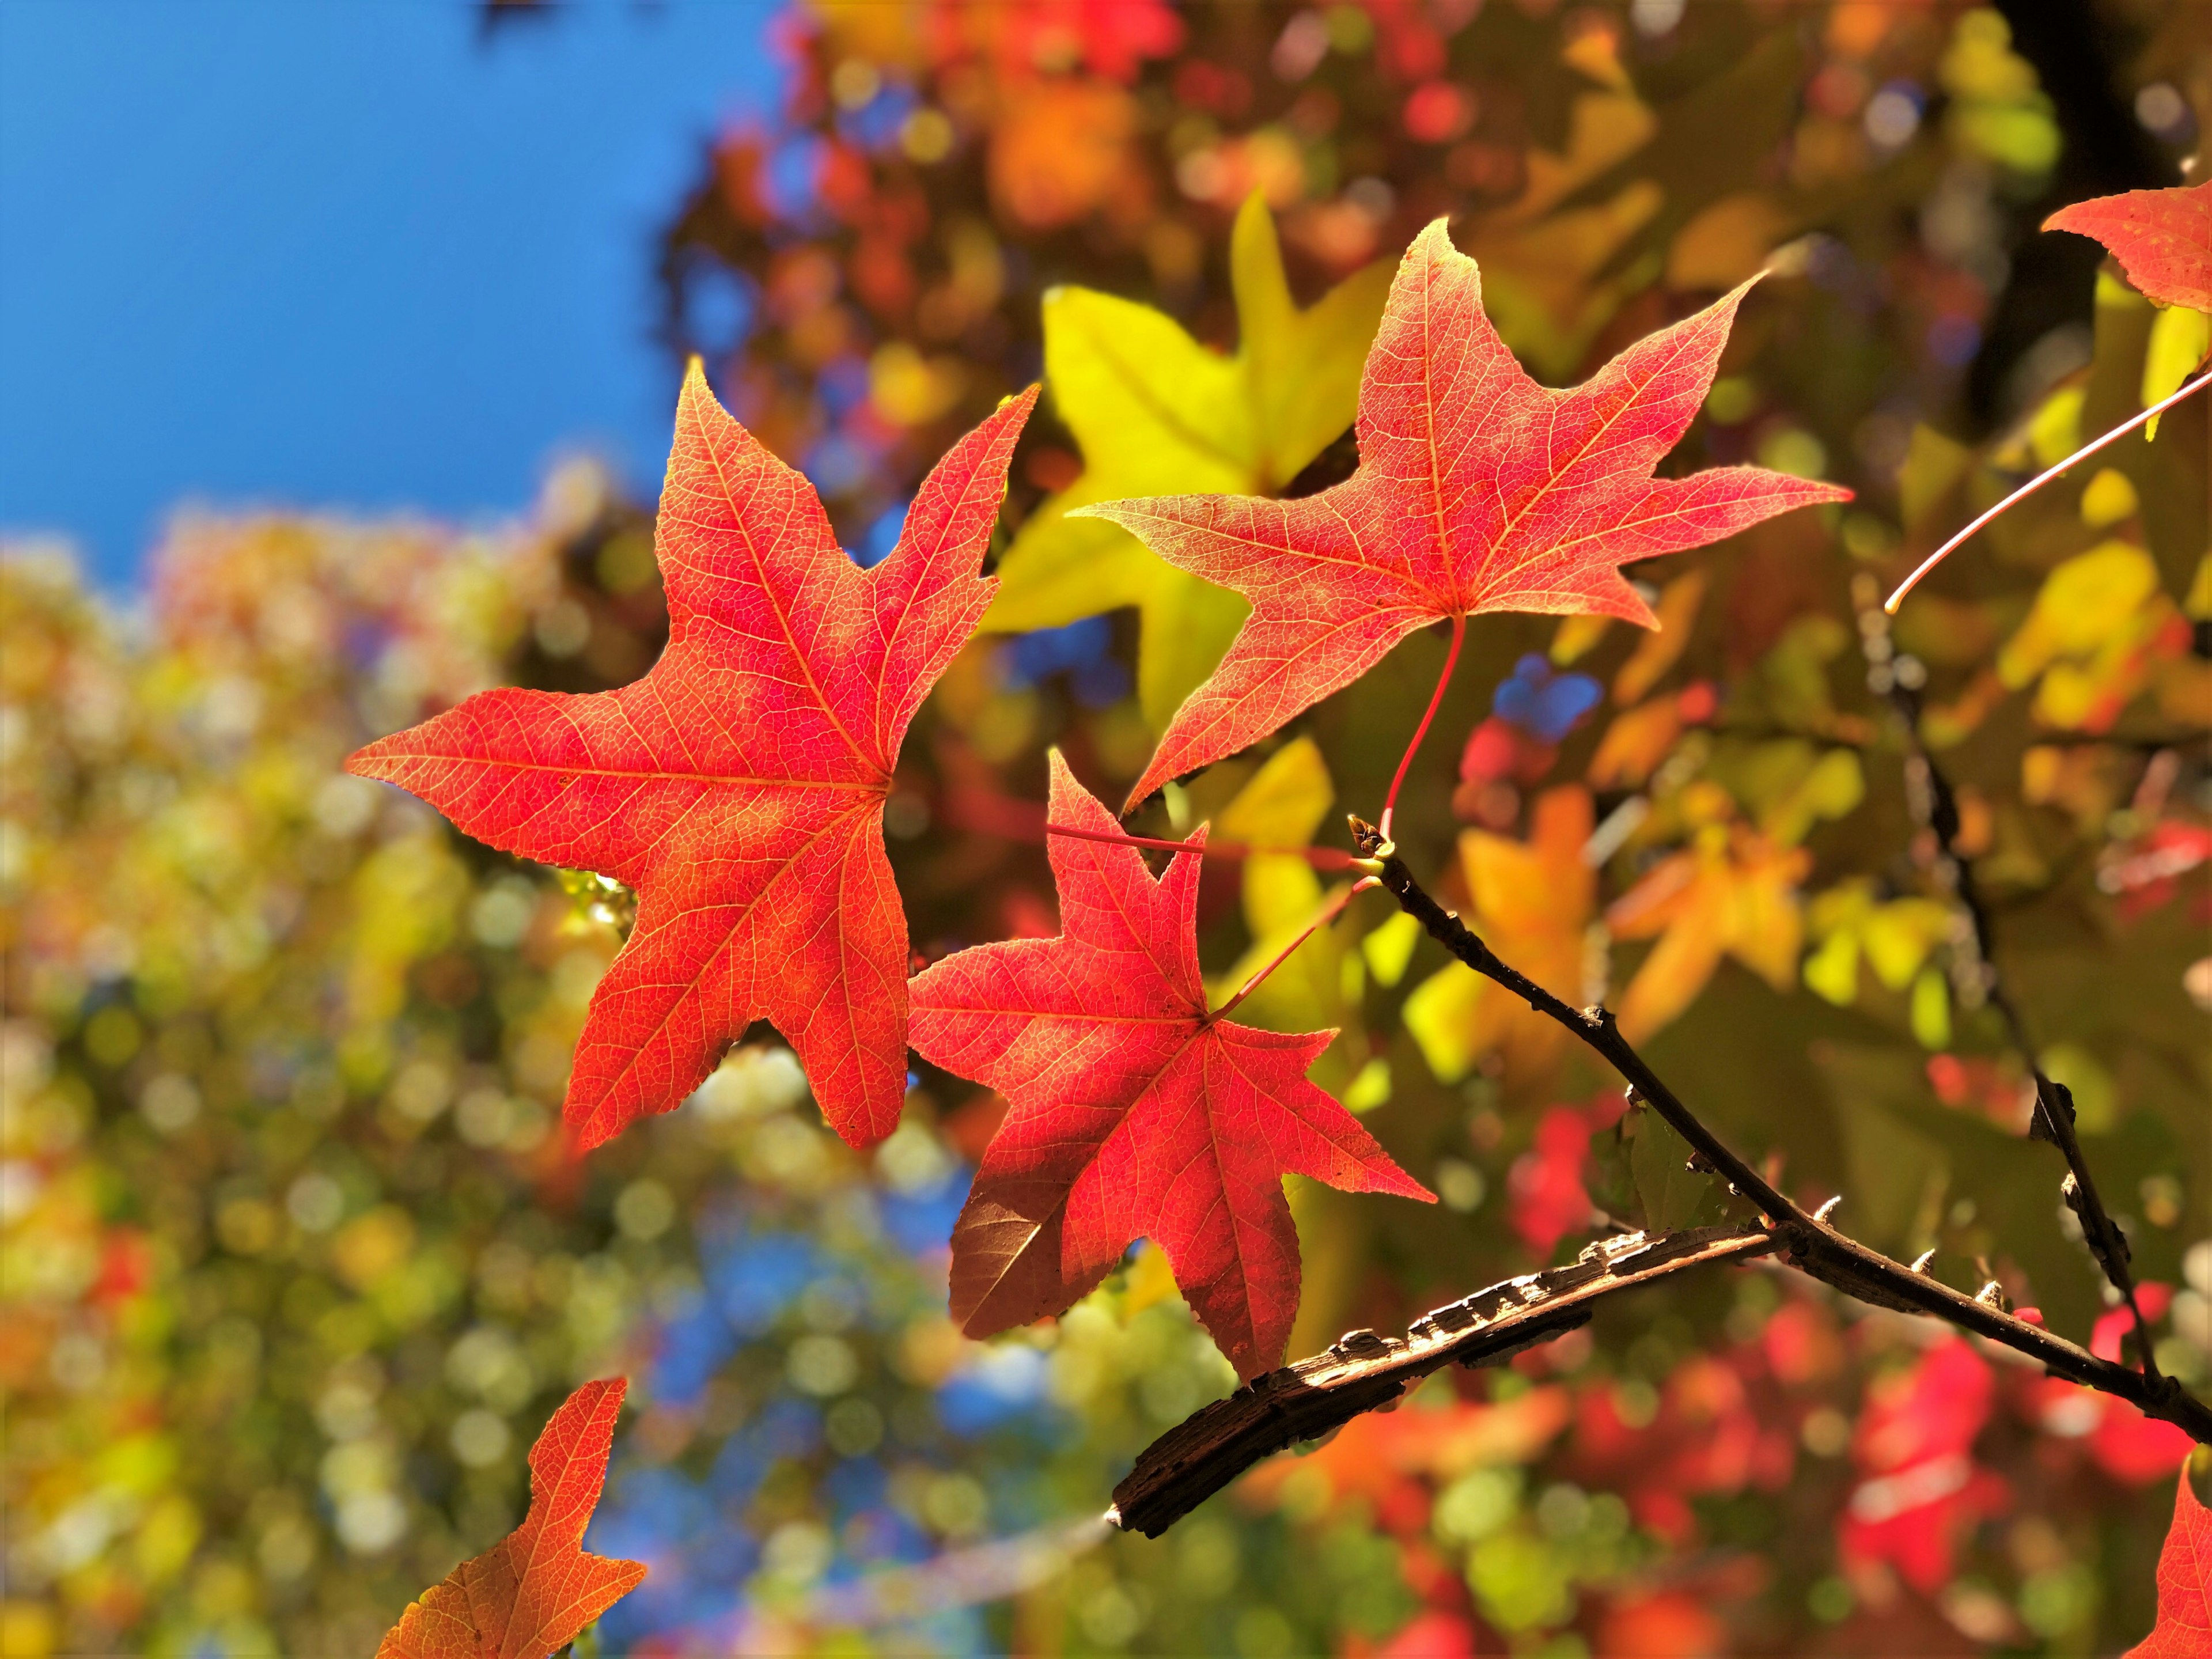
[7,2,2212,1656]
[0,493,1313,1658]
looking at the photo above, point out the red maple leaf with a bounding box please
[378,1378,644,1659]
[350,366,1035,1150]
[906,752,1432,1379]
[2046,181,2212,313]
[2127,1472,2212,1658]
[1083,218,1848,809]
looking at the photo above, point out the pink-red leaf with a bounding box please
[2126,1471,2212,1658]
[2046,181,2212,313]
[377,1378,644,1659]
[907,752,1432,1380]
[1083,218,1849,809]
[349,366,1035,1149]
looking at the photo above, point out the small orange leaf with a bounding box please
[378,1378,645,1659]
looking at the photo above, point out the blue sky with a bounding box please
[0,2,778,584]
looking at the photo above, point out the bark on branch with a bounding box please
[1100,827,2212,1539]
[1109,1225,1775,1537]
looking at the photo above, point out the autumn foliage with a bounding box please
[377,1380,643,1659]
[9,3,2211,1657]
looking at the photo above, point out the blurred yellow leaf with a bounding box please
[869,342,966,429]
[986,195,1391,729]
[1612,570,1707,704]
[2077,466,2139,528]
[1214,736,1333,855]
[2141,305,2210,438]
[1588,699,1683,791]
[1361,911,1422,988]
[1404,787,1594,1084]
[1550,612,1613,665]
[1667,192,1794,291]
[1898,423,1971,533]
[1608,827,1808,1042]
[1997,539,2173,729]
[1464,92,1660,378]
[1209,738,1373,1097]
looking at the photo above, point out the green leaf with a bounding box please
[1627,1104,1730,1231]
[985,194,1391,730]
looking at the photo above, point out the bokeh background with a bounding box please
[3,3,2208,1656]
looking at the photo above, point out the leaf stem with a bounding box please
[1885,369,2211,613]
[1378,612,1466,842]
[1211,876,1379,1020]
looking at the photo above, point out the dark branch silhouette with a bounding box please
[1103,825,2212,1538]
[1857,575,2160,1374]
[1111,1226,1775,1537]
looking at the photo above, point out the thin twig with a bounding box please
[1859,583,2160,1376]
[1885,368,2212,612]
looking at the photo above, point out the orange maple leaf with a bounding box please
[1606,824,1808,1043]
[377,1378,644,1659]
[1403,785,1594,1082]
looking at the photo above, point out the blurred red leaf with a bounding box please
[2125,1471,2212,1658]
[2045,181,2212,313]
[907,753,1431,1380]
[1839,1338,2009,1593]
[1085,219,1847,809]
[350,367,1034,1152]
[1373,1608,1478,1659]
[1597,1591,1726,1659]
[377,1378,643,1659]
[1508,1101,1605,1259]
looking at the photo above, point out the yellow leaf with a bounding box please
[2077,466,2139,528]
[2141,305,2210,439]
[1612,569,1709,704]
[1214,736,1333,851]
[1361,911,1422,988]
[1859,898,1954,991]
[1609,828,1808,1042]
[986,195,1391,730]
[1405,788,1595,1083]
[1588,699,1683,791]
[2027,384,2084,469]
[1898,424,1971,533]
[1996,540,2160,688]
[1550,612,1613,665]
[1760,748,1864,847]
[1120,1240,1180,1319]
[1910,967,1951,1048]
[1667,191,1795,291]
[1803,930,1860,1006]
[1463,92,1661,378]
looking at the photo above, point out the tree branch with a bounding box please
[1347,829,2199,1391]
[1106,830,2212,1537]
[1863,575,2159,1376]
[1109,1225,1776,1537]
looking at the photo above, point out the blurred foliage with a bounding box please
[6,0,2212,1654]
